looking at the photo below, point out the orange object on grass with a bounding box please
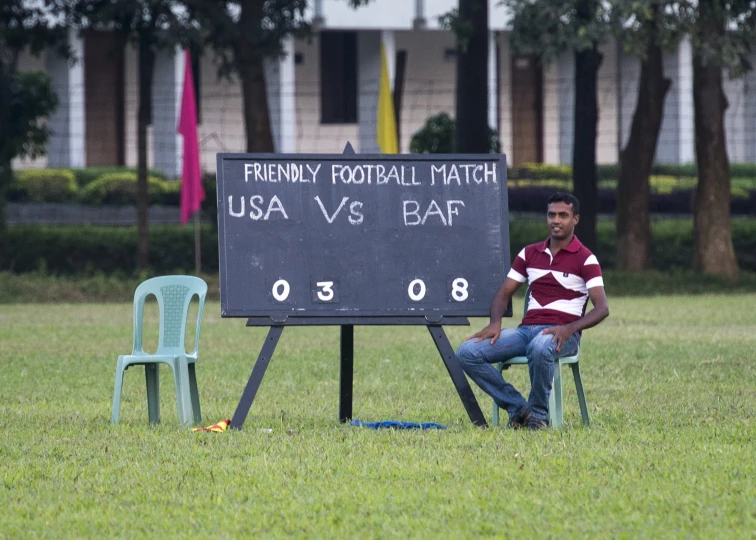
[192,419,231,433]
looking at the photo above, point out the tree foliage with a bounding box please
[71,0,197,269]
[0,0,70,234]
[185,0,308,152]
[504,0,611,60]
[188,0,309,77]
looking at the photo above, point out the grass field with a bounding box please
[1,293,755,537]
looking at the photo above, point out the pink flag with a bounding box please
[178,48,204,225]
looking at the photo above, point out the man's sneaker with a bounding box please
[527,416,550,430]
[506,405,532,429]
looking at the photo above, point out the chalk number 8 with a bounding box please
[451,278,469,301]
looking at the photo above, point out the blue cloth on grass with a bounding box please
[350,419,446,430]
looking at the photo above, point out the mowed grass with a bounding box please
[1,295,755,537]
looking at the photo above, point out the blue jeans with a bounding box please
[456,325,580,422]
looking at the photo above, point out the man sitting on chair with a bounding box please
[456,192,610,430]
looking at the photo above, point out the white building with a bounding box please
[13,0,756,176]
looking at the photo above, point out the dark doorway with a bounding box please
[84,30,125,166]
[511,55,543,166]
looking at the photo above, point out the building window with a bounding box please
[320,31,357,124]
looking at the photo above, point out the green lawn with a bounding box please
[1,295,754,537]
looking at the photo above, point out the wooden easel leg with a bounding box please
[230,326,284,430]
[339,324,354,423]
[427,325,488,427]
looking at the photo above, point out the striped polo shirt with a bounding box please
[506,236,604,326]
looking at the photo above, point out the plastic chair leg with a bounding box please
[571,362,590,426]
[175,359,194,426]
[145,363,160,424]
[187,363,202,424]
[549,362,564,428]
[112,357,126,424]
[169,361,186,425]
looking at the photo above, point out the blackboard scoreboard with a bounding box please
[216,151,510,321]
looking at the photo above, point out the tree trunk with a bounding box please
[692,55,739,280]
[616,44,671,271]
[238,0,275,153]
[572,46,602,252]
[454,0,489,153]
[137,34,154,270]
[240,62,275,153]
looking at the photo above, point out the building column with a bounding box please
[743,53,756,163]
[47,28,85,168]
[677,38,695,164]
[413,0,426,28]
[617,48,640,154]
[724,75,746,162]
[657,38,694,164]
[152,46,182,178]
[557,52,575,165]
[358,31,382,153]
[356,30,395,153]
[596,39,619,164]
[488,31,499,145]
[499,33,513,161]
[265,36,297,153]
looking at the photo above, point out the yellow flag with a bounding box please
[376,44,398,154]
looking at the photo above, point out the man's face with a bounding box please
[547,201,579,241]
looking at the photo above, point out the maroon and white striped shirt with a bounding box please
[507,236,604,326]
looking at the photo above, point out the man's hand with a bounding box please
[542,325,574,352]
[467,323,502,345]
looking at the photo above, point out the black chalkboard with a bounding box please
[216,151,510,320]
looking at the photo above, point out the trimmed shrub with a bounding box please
[510,163,572,181]
[71,166,169,187]
[1,225,219,276]
[160,179,181,206]
[9,169,78,203]
[410,112,500,154]
[201,173,218,229]
[80,172,170,205]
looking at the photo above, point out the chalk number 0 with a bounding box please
[272,279,290,301]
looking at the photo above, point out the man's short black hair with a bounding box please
[547,192,580,215]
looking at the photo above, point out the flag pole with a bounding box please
[194,210,201,275]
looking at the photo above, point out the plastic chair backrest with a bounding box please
[522,285,531,318]
[131,275,208,356]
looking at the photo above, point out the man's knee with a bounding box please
[527,334,557,363]
[456,339,479,366]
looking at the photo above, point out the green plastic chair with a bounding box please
[492,286,590,428]
[112,275,208,426]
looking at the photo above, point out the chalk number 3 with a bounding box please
[316,281,334,301]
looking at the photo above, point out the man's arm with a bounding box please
[542,286,609,351]
[467,277,524,344]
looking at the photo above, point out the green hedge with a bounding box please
[70,166,168,187]
[9,169,78,203]
[80,172,179,206]
[3,218,755,276]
